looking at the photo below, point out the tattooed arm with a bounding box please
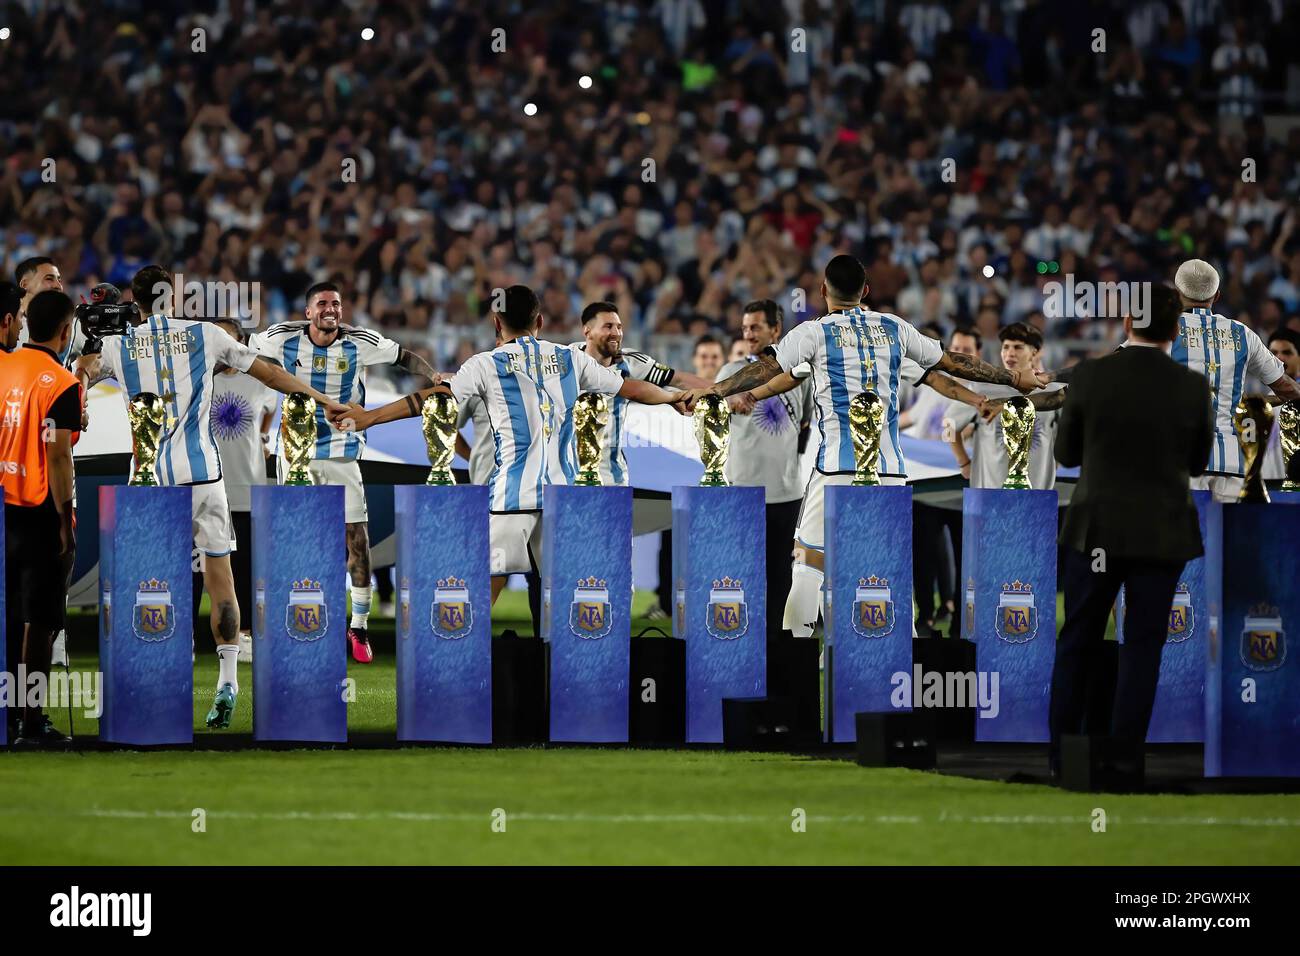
[681,352,782,409]
[979,386,1069,423]
[394,346,442,386]
[922,371,989,412]
[935,350,1045,393]
[330,384,451,431]
[74,352,114,390]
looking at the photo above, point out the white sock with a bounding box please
[784,562,824,638]
[216,644,239,692]
[350,586,372,629]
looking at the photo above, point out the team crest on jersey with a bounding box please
[570,576,612,639]
[133,579,176,642]
[1241,604,1285,672]
[706,577,748,640]
[312,355,327,373]
[852,575,895,638]
[994,580,1037,643]
[286,577,328,641]
[432,576,473,639]
[1167,583,1194,643]
[336,357,349,373]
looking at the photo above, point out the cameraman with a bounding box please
[0,291,80,746]
[75,264,348,729]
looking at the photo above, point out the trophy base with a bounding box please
[425,471,456,486]
[698,475,729,487]
[573,474,602,487]
[128,476,158,487]
[851,476,880,487]
[283,477,312,487]
[1282,481,1299,493]
[1001,477,1031,491]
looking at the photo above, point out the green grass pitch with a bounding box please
[1,590,1296,865]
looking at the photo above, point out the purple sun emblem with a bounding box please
[211,392,253,441]
[754,396,791,435]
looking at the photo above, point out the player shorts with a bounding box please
[193,480,236,557]
[1189,474,1244,504]
[794,470,907,551]
[276,456,369,524]
[489,511,544,576]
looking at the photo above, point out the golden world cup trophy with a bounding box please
[127,392,167,486]
[1278,401,1300,493]
[421,392,459,486]
[1000,396,1036,490]
[848,391,884,486]
[1233,396,1273,503]
[280,392,318,486]
[694,393,730,486]
[573,392,610,486]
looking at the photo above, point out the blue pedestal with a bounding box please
[251,485,346,743]
[99,486,194,745]
[395,485,491,743]
[1205,502,1300,777]
[672,485,766,743]
[963,488,1056,743]
[1271,488,1300,506]
[824,485,913,742]
[541,485,632,743]
[1115,491,1210,742]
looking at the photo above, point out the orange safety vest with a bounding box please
[0,345,82,508]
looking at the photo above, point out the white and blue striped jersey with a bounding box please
[450,336,623,512]
[100,316,258,486]
[773,307,944,477]
[249,323,400,462]
[1170,308,1283,476]
[562,343,674,487]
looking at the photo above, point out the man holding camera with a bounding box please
[75,265,347,729]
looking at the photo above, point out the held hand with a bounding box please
[329,402,368,432]
[979,398,1003,424]
[1012,367,1048,394]
[727,393,755,415]
[679,387,713,414]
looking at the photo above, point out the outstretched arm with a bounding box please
[923,372,989,413]
[394,346,442,386]
[331,384,451,432]
[934,350,1044,392]
[749,370,803,401]
[619,379,686,407]
[1268,374,1300,403]
[246,357,348,416]
[74,353,114,390]
[979,386,1069,423]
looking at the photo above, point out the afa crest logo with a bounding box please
[133,579,176,642]
[432,575,473,639]
[570,576,612,639]
[286,577,328,642]
[706,577,748,640]
[1167,582,1194,643]
[994,580,1037,644]
[852,575,895,638]
[1241,604,1285,673]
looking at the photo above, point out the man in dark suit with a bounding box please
[1049,284,1215,776]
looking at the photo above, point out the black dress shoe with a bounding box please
[15,716,71,748]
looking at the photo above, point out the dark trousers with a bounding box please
[913,502,961,627]
[765,498,802,695]
[1049,546,1184,763]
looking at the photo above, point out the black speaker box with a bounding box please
[629,637,685,745]
[854,711,937,769]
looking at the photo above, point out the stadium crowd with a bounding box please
[2,0,1300,386]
